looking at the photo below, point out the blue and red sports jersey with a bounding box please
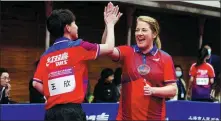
[189,62,215,99]
[115,44,176,120]
[33,37,100,109]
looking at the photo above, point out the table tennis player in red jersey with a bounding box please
[102,7,177,120]
[32,2,122,121]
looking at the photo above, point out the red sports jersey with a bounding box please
[115,45,176,120]
[33,37,99,109]
[189,62,215,99]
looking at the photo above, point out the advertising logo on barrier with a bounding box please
[86,112,109,121]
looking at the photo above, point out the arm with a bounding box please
[99,3,122,58]
[101,26,107,44]
[101,21,121,61]
[99,24,115,56]
[186,76,194,100]
[1,88,10,104]
[32,58,45,95]
[149,55,177,98]
[33,81,44,95]
[101,26,121,61]
[146,83,177,98]
[210,78,214,84]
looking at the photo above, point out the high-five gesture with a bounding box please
[104,2,122,26]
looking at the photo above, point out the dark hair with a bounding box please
[46,9,76,38]
[113,67,122,85]
[0,68,8,76]
[174,65,183,78]
[195,47,209,67]
[100,68,114,80]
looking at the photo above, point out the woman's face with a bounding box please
[175,67,182,78]
[135,20,157,49]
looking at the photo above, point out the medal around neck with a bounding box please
[137,64,150,75]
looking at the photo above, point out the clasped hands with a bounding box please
[104,2,122,26]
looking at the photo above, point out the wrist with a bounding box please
[106,24,115,28]
[151,87,156,95]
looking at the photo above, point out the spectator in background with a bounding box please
[186,47,215,102]
[0,68,11,104]
[210,73,221,103]
[175,65,186,100]
[170,65,186,100]
[113,67,122,100]
[29,60,45,103]
[204,44,220,81]
[93,68,118,103]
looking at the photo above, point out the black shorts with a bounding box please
[44,103,86,121]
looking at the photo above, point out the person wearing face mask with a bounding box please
[186,46,215,102]
[174,65,186,100]
[204,44,220,83]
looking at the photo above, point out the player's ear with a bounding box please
[64,24,71,33]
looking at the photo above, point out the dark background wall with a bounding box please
[0,1,220,102]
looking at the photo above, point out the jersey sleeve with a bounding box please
[80,40,100,60]
[33,58,45,84]
[114,45,131,62]
[163,55,176,84]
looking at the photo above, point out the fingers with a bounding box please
[107,2,114,13]
[104,6,107,16]
[144,85,152,95]
[144,89,152,95]
[113,5,119,15]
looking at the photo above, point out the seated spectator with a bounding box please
[29,60,45,103]
[93,68,118,103]
[0,68,11,104]
[186,47,215,102]
[170,65,186,100]
[210,73,221,103]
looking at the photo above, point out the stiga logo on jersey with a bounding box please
[197,69,208,76]
[86,113,109,121]
[46,52,69,67]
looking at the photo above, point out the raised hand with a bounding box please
[104,2,123,26]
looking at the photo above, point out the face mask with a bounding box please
[208,49,211,55]
[176,71,182,77]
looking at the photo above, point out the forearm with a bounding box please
[33,81,44,95]
[105,24,115,51]
[186,81,192,98]
[101,26,107,44]
[152,84,176,98]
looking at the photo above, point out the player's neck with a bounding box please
[63,34,73,40]
[141,44,153,55]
